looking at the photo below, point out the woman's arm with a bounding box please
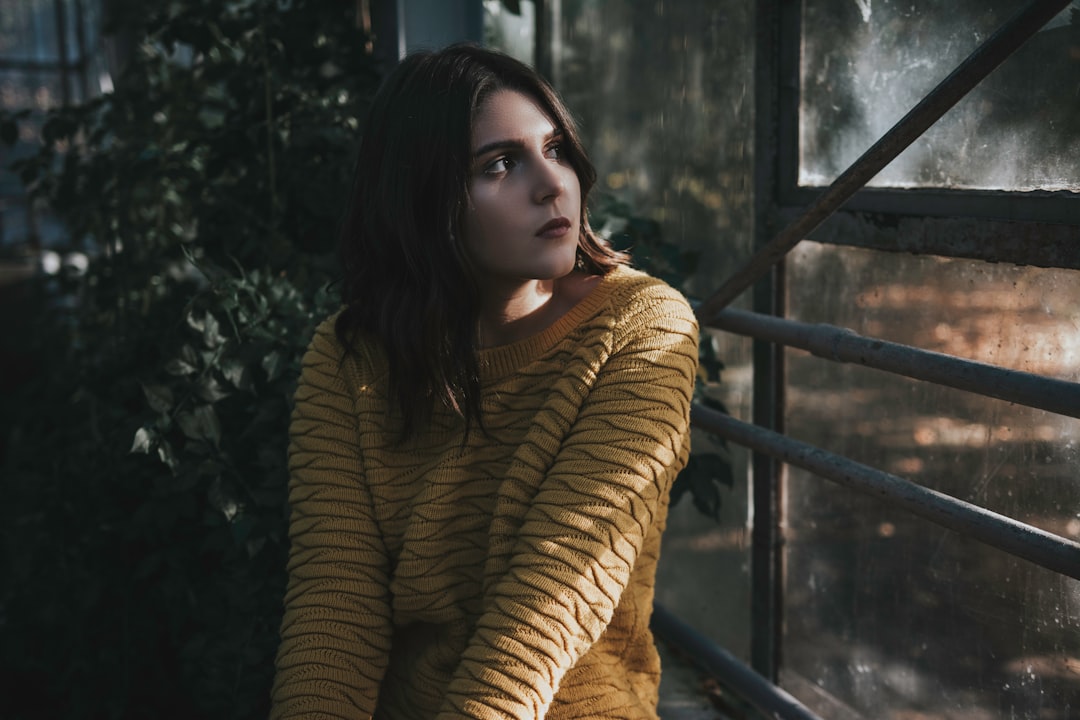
[271,326,393,719]
[435,289,699,720]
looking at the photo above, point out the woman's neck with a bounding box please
[476,271,600,348]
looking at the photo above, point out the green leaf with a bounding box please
[166,344,201,375]
[208,476,240,521]
[202,312,225,348]
[196,375,231,403]
[141,383,175,414]
[130,426,154,454]
[165,357,198,376]
[177,404,222,447]
[186,310,206,333]
[671,451,734,520]
[262,350,284,381]
[220,356,251,391]
[156,438,179,471]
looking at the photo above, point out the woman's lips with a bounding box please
[536,217,573,238]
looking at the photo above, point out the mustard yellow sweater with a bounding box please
[271,266,699,719]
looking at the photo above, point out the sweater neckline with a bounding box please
[477,266,628,383]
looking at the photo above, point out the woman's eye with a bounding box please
[484,157,515,174]
[545,143,563,159]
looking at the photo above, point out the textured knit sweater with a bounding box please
[271,265,699,720]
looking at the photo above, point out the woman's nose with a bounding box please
[532,160,568,204]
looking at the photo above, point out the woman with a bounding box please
[271,44,699,719]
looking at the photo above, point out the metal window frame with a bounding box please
[776,0,1080,269]
[653,0,1080,716]
[0,0,93,104]
[776,0,1080,230]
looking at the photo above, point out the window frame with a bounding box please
[746,0,1080,701]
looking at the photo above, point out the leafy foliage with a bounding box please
[1,1,377,717]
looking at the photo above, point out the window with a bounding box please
[0,0,108,253]
[773,2,1080,717]
[799,0,1080,192]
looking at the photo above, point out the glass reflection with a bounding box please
[784,242,1080,719]
[800,0,1080,192]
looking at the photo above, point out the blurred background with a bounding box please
[0,1,1077,718]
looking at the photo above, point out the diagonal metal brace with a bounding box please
[695,0,1074,322]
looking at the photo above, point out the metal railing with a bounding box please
[651,0,1078,717]
[691,404,1080,582]
[651,604,826,720]
[709,308,1080,420]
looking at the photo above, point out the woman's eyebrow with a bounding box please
[473,139,523,158]
[472,130,564,159]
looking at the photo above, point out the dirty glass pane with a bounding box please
[800,0,1080,192]
[482,0,536,67]
[0,0,62,63]
[550,0,755,302]
[783,242,1080,719]
[0,68,66,249]
[1,0,107,248]
[538,0,757,660]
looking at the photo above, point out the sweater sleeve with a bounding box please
[270,325,393,719]
[435,287,699,720]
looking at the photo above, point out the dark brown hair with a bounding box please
[335,43,627,438]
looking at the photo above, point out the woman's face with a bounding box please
[462,89,582,293]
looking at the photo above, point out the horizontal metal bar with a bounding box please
[780,187,1080,231]
[707,308,1080,420]
[651,602,825,720]
[790,208,1080,271]
[695,0,1073,319]
[691,405,1080,582]
[0,57,90,73]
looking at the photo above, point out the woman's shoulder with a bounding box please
[302,310,385,385]
[305,311,351,364]
[602,265,697,326]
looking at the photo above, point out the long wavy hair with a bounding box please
[335,44,627,439]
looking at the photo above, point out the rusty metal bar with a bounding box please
[0,58,79,72]
[794,208,1080,270]
[651,603,826,720]
[749,0,787,682]
[783,187,1080,231]
[73,0,90,102]
[695,0,1073,320]
[691,405,1080,582]
[534,0,552,82]
[54,0,71,106]
[708,308,1080,420]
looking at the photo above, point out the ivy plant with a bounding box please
[1,1,378,717]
